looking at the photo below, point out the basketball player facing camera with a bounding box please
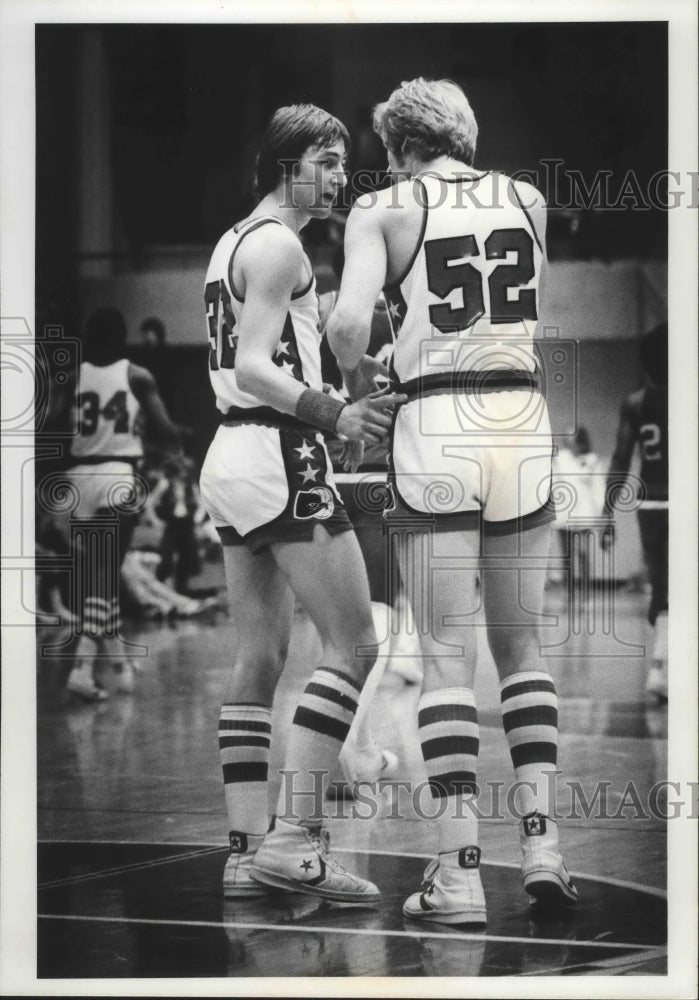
[200,104,405,903]
[328,78,578,924]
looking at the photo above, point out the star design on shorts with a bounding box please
[294,440,316,461]
[275,339,291,358]
[388,300,402,320]
[280,360,296,377]
[465,847,479,864]
[299,463,320,483]
[300,859,314,872]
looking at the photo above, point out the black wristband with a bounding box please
[295,387,346,433]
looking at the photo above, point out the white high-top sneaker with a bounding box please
[519,811,578,906]
[223,832,279,898]
[249,817,381,903]
[403,846,487,925]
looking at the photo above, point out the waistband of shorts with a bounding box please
[391,369,541,402]
[220,405,318,436]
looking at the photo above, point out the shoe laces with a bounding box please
[309,828,350,876]
[420,858,439,891]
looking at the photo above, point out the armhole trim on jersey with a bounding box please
[384,176,428,291]
[509,178,544,254]
[228,217,285,302]
[292,249,315,300]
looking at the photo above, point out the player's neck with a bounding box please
[411,154,479,180]
[251,193,309,235]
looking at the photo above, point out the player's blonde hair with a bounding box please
[372,78,478,165]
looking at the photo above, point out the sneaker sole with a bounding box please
[249,865,380,904]
[223,882,280,899]
[524,872,578,906]
[403,906,487,926]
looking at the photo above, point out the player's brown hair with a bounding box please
[254,104,350,199]
[372,78,478,166]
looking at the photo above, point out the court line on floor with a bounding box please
[335,847,669,900]
[518,945,668,976]
[37,839,667,899]
[37,912,661,953]
[38,845,226,889]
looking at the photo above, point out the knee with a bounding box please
[324,620,378,681]
[421,655,470,691]
[233,640,288,683]
[226,642,288,705]
[487,626,538,676]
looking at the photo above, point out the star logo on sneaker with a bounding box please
[459,845,481,868]
[523,813,547,837]
[229,832,248,853]
[300,859,314,872]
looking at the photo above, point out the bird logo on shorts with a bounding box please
[294,486,335,520]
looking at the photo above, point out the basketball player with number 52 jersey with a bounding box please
[328,78,578,925]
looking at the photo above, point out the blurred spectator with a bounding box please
[139,316,167,352]
[120,549,218,619]
[138,316,176,413]
[551,427,606,591]
[149,454,205,595]
[35,508,78,631]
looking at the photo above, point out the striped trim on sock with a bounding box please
[499,671,558,768]
[418,688,479,799]
[82,596,111,637]
[219,704,271,836]
[292,667,360,744]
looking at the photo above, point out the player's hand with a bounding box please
[343,355,391,401]
[599,521,616,550]
[339,438,365,473]
[336,389,407,444]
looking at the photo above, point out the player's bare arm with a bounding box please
[233,225,310,413]
[600,394,638,548]
[237,223,404,443]
[604,396,637,515]
[327,193,389,385]
[128,364,180,452]
[45,371,77,433]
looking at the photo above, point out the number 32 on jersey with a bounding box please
[205,279,238,371]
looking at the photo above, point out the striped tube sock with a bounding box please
[218,704,272,838]
[276,667,360,825]
[83,596,110,638]
[418,688,480,853]
[499,670,558,818]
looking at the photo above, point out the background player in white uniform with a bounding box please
[328,78,577,924]
[198,105,405,904]
[51,307,180,700]
[603,323,669,700]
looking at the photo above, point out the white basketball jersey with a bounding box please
[70,359,143,461]
[205,216,323,414]
[385,172,544,381]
